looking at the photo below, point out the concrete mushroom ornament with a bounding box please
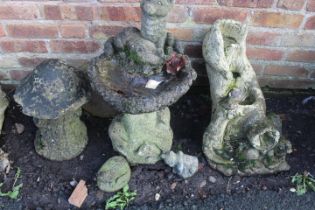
[14,60,91,161]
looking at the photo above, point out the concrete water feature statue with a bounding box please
[202,19,292,176]
[14,60,91,161]
[89,0,196,165]
[90,0,197,191]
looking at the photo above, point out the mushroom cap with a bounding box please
[14,59,90,119]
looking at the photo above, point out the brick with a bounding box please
[98,0,139,2]
[167,6,188,23]
[168,28,194,41]
[44,5,62,20]
[50,40,100,53]
[286,50,315,62]
[98,6,141,22]
[76,6,94,20]
[18,57,46,68]
[279,32,315,47]
[0,25,5,37]
[0,4,38,20]
[251,12,303,28]
[304,16,315,30]
[247,47,284,61]
[307,0,315,11]
[68,180,88,208]
[184,45,202,58]
[252,63,264,75]
[277,0,305,10]
[61,5,95,20]
[6,24,58,38]
[0,40,47,53]
[61,5,77,20]
[218,0,274,8]
[247,31,281,46]
[176,0,216,4]
[0,72,9,81]
[90,25,124,39]
[264,65,308,78]
[60,24,86,38]
[9,70,32,81]
[193,7,247,24]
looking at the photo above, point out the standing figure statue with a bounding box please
[202,19,292,176]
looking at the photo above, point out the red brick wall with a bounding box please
[0,0,315,89]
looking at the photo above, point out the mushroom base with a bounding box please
[33,109,88,161]
[109,107,173,165]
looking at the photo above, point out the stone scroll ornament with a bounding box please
[14,60,91,161]
[89,0,198,191]
[202,19,292,176]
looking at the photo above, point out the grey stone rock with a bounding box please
[202,19,291,176]
[0,88,8,134]
[0,149,10,173]
[14,60,90,161]
[161,151,199,179]
[97,156,131,192]
[109,108,173,165]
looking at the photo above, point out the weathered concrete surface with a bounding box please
[109,108,173,165]
[34,109,88,161]
[89,56,196,114]
[202,19,291,176]
[14,59,90,120]
[97,156,131,192]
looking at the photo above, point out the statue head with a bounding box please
[141,0,175,17]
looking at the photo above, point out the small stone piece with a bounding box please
[0,149,10,174]
[161,151,199,179]
[0,88,8,134]
[97,156,131,192]
[14,123,25,134]
[109,108,173,165]
[208,176,217,184]
[68,180,88,208]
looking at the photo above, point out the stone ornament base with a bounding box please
[202,19,292,176]
[34,109,88,161]
[109,107,173,165]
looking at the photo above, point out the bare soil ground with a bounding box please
[0,88,314,210]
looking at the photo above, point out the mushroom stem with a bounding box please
[33,109,88,161]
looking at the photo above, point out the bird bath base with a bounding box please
[109,107,173,165]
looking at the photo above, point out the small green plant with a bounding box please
[0,167,23,200]
[105,185,137,210]
[291,171,315,196]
